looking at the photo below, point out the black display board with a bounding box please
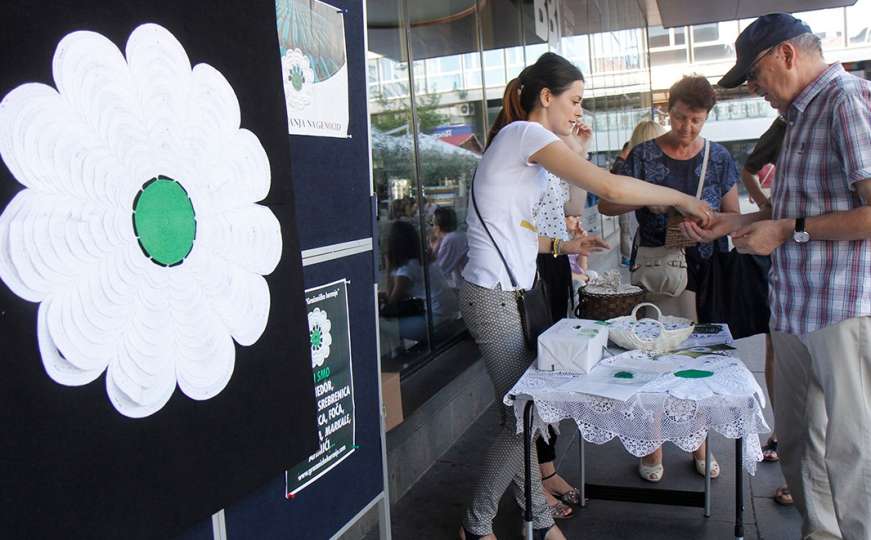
[289,0,375,251]
[223,0,386,536]
[0,2,318,539]
[225,252,383,540]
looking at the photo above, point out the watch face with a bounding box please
[794,231,811,243]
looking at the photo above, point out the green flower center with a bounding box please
[311,327,324,349]
[674,369,714,379]
[133,176,196,267]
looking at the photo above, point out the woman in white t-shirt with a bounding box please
[458,52,711,540]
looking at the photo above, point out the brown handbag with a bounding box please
[664,139,710,249]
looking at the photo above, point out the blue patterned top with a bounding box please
[616,139,738,259]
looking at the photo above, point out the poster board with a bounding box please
[222,1,387,539]
[0,0,385,538]
[0,2,319,538]
[287,279,358,497]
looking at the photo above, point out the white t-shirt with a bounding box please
[391,259,458,323]
[462,121,559,290]
[434,231,468,288]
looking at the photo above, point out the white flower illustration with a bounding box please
[308,307,332,367]
[281,48,314,111]
[0,23,282,418]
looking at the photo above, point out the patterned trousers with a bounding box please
[459,280,554,535]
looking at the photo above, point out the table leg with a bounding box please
[579,435,586,508]
[524,402,534,540]
[735,437,744,540]
[704,434,712,517]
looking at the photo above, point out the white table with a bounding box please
[507,342,769,540]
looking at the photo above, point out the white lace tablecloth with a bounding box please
[505,350,770,474]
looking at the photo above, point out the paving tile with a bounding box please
[753,496,802,540]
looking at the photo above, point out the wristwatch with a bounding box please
[793,217,810,244]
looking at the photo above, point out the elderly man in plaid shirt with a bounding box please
[682,13,871,540]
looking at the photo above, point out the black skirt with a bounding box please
[536,253,573,321]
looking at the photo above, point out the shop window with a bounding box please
[647,25,688,66]
[692,23,719,43]
[848,0,871,45]
[796,7,846,50]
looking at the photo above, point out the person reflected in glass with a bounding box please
[381,220,457,344]
[429,206,468,290]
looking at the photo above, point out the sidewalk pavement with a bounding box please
[366,334,802,539]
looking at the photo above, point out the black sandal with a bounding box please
[542,471,582,505]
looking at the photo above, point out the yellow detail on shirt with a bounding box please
[520,220,538,233]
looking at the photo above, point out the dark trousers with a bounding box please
[535,253,572,464]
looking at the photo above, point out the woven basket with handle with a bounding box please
[607,302,695,353]
[576,288,645,321]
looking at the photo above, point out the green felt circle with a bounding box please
[133,176,196,266]
[674,369,714,379]
[614,371,634,379]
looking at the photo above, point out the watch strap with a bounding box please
[795,217,806,233]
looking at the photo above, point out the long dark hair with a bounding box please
[486,52,584,149]
[385,220,421,270]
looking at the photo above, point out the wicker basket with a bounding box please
[575,287,645,321]
[607,303,695,353]
[664,213,698,249]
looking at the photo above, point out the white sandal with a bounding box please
[638,460,664,482]
[693,455,720,478]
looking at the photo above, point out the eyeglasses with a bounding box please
[746,46,777,84]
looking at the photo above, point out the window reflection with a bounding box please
[648,25,688,66]
[848,0,871,45]
[796,7,845,50]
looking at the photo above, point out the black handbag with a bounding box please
[471,179,552,352]
[695,249,771,339]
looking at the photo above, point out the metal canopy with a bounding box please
[366,0,859,61]
[650,0,858,29]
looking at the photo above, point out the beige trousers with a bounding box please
[643,290,698,322]
[771,316,871,540]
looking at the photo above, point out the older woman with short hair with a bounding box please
[599,75,740,482]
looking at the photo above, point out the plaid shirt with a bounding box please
[770,63,871,335]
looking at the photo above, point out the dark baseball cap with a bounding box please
[718,13,813,88]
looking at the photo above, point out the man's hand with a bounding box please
[679,212,742,243]
[732,219,794,255]
[563,234,610,256]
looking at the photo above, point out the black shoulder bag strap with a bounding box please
[470,174,520,290]
[470,172,551,351]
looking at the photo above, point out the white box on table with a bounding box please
[536,318,609,374]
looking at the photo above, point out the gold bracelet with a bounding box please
[552,237,561,257]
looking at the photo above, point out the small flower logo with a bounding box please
[308,308,332,368]
[281,48,314,110]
